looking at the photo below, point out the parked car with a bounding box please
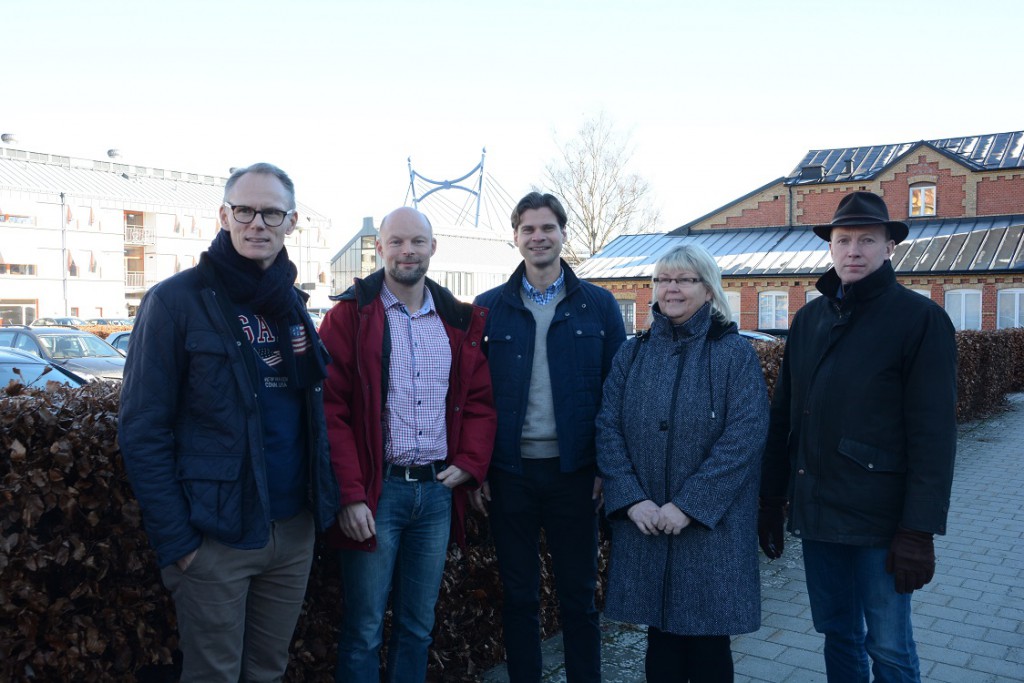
[30,316,86,327]
[106,330,132,353]
[0,326,126,382]
[755,328,790,341]
[739,329,782,343]
[0,347,86,388]
[85,317,129,326]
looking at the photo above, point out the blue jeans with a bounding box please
[489,460,601,683]
[802,540,920,683]
[335,477,452,683]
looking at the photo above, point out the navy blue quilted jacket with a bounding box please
[119,259,339,568]
[474,261,626,474]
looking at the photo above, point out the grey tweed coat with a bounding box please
[596,303,769,635]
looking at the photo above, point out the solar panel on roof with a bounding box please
[953,231,988,271]
[995,226,1024,269]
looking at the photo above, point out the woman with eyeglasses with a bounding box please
[596,244,769,682]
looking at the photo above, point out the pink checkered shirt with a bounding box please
[380,283,452,466]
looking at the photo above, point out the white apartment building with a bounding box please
[0,146,334,325]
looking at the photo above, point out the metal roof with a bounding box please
[788,131,1024,185]
[576,214,1024,281]
[0,147,329,221]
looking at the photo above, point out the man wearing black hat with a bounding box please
[759,191,957,682]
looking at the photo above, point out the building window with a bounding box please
[909,183,936,217]
[910,288,930,299]
[758,291,789,329]
[0,213,34,226]
[805,290,822,304]
[0,263,37,275]
[944,289,981,331]
[724,291,740,324]
[997,289,1024,329]
[617,300,636,334]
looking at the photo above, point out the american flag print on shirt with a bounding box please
[290,323,311,355]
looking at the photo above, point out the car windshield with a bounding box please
[39,334,121,359]
[0,361,81,388]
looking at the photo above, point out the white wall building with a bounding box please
[0,146,334,324]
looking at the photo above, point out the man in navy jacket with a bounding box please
[119,163,338,682]
[473,192,626,682]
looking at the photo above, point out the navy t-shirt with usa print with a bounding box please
[237,309,307,521]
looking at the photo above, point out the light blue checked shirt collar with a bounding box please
[521,269,565,306]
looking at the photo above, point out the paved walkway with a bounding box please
[483,394,1024,682]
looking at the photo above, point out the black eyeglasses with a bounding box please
[652,277,702,286]
[223,202,294,228]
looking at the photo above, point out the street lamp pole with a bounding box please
[60,192,69,315]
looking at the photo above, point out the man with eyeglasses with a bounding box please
[119,163,338,682]
[471,192,626,682]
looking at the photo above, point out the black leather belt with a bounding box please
[385,461,446,482]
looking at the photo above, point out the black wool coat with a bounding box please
[761,261,958,546]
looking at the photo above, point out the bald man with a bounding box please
[319,207,496,683]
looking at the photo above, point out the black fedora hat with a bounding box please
[813,191,909,244]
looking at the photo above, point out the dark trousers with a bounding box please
[489,459,601,682]
[645,628,734,683]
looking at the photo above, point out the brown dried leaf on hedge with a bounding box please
[1,382,176,682]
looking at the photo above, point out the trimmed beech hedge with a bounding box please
[2,329,1022,681]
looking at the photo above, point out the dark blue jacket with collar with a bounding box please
[119,257,339,568]
[474,260,626,474]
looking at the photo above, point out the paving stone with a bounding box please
[967,653,1024,679]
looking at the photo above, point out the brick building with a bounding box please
[576,131,1024,334]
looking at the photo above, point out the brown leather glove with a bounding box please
[757,497,788,559]
[885,528,935,594]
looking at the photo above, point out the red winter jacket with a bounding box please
[319,269,496,551]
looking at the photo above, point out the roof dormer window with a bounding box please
[909,183,936,217]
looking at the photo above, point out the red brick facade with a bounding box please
[977,175,1024,215]
[598,142,1024,332]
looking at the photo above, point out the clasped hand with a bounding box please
[627,500,691,535]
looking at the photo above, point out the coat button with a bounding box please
[659,421,669,431]
[576,330,582,335]
[793,529,801,535]
[797,469,805,475]
[868,463,874,469]
[505,334,511,340]
[471,341,478,347]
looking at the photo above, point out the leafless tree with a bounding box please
[543,113,661,265]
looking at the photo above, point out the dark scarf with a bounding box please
[204,230,326,388]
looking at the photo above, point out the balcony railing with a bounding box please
[125,271,145,288]
[124,225,156,244]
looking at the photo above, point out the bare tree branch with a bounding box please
[543,113,660,266]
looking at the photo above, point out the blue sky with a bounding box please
[5,0,1022,243]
